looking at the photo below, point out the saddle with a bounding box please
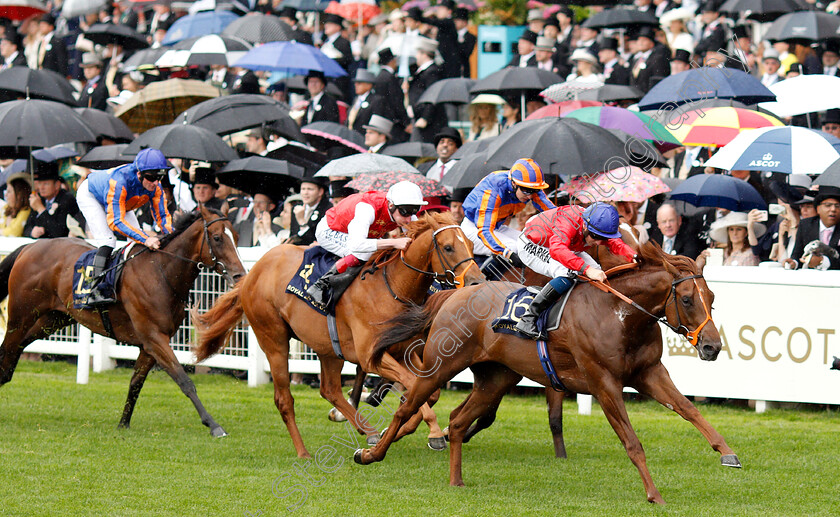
[72,247,127,310]
[491,283,576,339]
[285,246,340,316]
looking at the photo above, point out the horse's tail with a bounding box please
[370,289,460,368]
[0,245,27,301]
[193,283,244,362]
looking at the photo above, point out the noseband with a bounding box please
[198,216,232,279]
[399,224,477,289]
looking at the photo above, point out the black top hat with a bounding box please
[304,69,326,83]
[406,7,424,21]
[556,6,574,20]
[433,127,462,148]
[732,25,750,40]
[329,178,356,199]
[277,6,297,19]
[823,40,840,55]
[438,0,455,10]
[193,167,219,188]
[822,109,840,126]
[631,25,657,41]
[453,7,469,20]
[600,37,619,52]
[39,13,56,26]
[2,29,21,48]
[701,0,722,12]
[519,29,538,45]
[543,17,559,28]
[300,175,328,188]
[29,159,60,181]
[815,185,840,207]
[769,180,804,205]
[378,47,395,66]
[449,187,472,203]
[323,13,344,26]
[673,48,691,64]
[787,62,804,75]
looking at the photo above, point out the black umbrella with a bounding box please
[77,144,132,169]
[581,7,659,29]
[0,99,97,157]
[763,10,840,42]
[452,136,497,159]
[605,128,668,170]
[122,47,169,71]
[382,142,437,160]
[173,94,303,141]
[123,124,238,162]
[85,23,150,50]
[216,156,305,200]
[0,67,76,105]
[301,121,365,153]
[74,108,135,143]
[441,151,495,190]
[221,14,293,44]
[285,74,344,99]
[265,141,328,177]
[471,67,562,116]
[417,78,476,105]
[576,84,645,103]
[719,0,811,23]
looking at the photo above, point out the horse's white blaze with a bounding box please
[224,228,242,262]
[456,233,465,243]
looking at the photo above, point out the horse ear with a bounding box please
[661,256,679,277]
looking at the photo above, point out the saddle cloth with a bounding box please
[491,284,576,339]
[285,246,339,315]
[72,247,126,309]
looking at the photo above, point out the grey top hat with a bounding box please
[535,36,555,51]
[354,68,376,83]
[363,114,393,139]
[80,52,103,68]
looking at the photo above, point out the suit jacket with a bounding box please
[2,53,28,69]
[506,53,537,68]
[229,70,260,95]
[292,28,313,46]
[38,34,68,77]
[233,211,281,247]
[790,216,840,270]
[604,64,631,86]
[23,188,85,239]
[287,196,332,246]
[349,91,388,135]
[408,62,446,142]
[652,225,702,260]
[306,92,340,124]
[630,45,670,93]
[374,67,410,141]
[458,31,477,78]
[694,23,727,58]
[421,16,460,78]
[77,77,109,111]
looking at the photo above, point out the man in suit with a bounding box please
[760,49,782,87]
[305,70,340,124]
[36,14,68,77]
[320,13,353,98]
[227,67,260,95]
[0,30,27,70]
[535,36,559,73]
[821,41,840,77]
[454,8,476,78]
[599,37,630,85]
[821,109,840,139]
[234,192,281,247]
[418,0,460,79]
[555,6,575,55]
[418,127,461,182]
[693,0,727,62]
[287,178,331,246]
[652,203,701,260]
[77,53,109,111]
[363,114,393,154]
[277,7,313,46]
[788,185,840,270]
[348,69,386,136]
[628,26,670,93]
[375,48,410,143]
[408,37,446,143]
[506,30,538,68]
[23,160,85,239]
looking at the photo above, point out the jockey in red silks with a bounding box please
[514,202,637,339]
[306,181,427,306]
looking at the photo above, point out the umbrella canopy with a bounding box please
[539,80,603,104]
[575,84,645,104]
[641,97,752,119]
[813,157,840,186]
[758,75,840,117]
[471,67,563,95]
[114,79,221,134]
[161,10,240,45]
[61,0,106,18]
[77,144,132,169]
[0,67,76,105]
[719,0,810,22]
[563,167,670,203]
[31,145,79,162]
[282,0,331,10]
[301,122,366,153]
[221,13,294,44]
[314,153,419,177]
[0,0,46,20]
[525,100,602,120]
[668,173,767,211]
[667,106,783,147]
[174,94,302,141]
[216,156,305,200]
[0,99,97,156]
[123,123,239,162]
[265,141,328,177]
[85,23,149,50]
[705,126,840,175]
[346,171,447,197]
[122,47,169,71]
[762,10,840,42]
[74,108,135,143]
[441,151,495,190]
[156,34,251,68]
[604,128,668,170]
[451,136,496,159]
[232,41,346,76]
[581,7,659,29]
[638,68,776,111]
[417,78,476,105]
[382,142,437,160]
[563,106,681,152]
[325,0,381,25]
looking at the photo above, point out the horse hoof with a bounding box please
[353,449,368,465]
[428,437,447,451]
[211,427,228,438]
[366,433,380,446]
[721,454,742,468]
[442,426,450,442]
[328,407,347,422]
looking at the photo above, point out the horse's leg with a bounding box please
[633,362,740,468]
[1,313,69,386]
[117,349,156,429]
[143,336,227,438]
[546,388,567,458]
[318,355,381,445]
[391,387,441,442]
[447,363,521,486]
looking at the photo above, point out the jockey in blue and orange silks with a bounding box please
[461,158,556,268]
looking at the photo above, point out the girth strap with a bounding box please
[327,313,344,360]
[97,308,117,340]
[537,339,568,392]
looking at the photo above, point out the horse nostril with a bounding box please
[468,280,481,286]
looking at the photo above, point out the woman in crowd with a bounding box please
[696,211,765,269]
[0,173,32,237]
[661,9,695,55]
[501,99,521,131]
[566,48,603,83]
[467,94,502,142]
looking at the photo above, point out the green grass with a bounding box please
[0,361,837,516]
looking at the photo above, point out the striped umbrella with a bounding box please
[563,106,681,152]
[156,34,251,68]
[667,107,783,148]
[563,167,670,203]
[114,79,221,134]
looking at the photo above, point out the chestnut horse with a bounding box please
[355,241,740,504]
[194,212,484,457]
[0,207,245,437]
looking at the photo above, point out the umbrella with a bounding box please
[301,122,366,153]
[77,144,132,169]
[526,100,602,120]
[441,151,496,190]
[719,0,810,23]
[0,99,97,157]
[575,84,646,104]
[222,13,294,44]
[668,173,767,211]
[314,153,419,177]
[161,10,240,45]
[562,106,681,152]
[282,0,331,10]
[156,34,251,67]
[123,123,239,162]
[813,158,840,186]
[285,75,344,99]
[114,79,221,134]
[563,167,670,203]
[265,141,328,176]
[232,41,346,76]
[62,0,106,18]
[216,156,305,200]
[762,10,840,42]
[417,78,476,105]
[471,67,563,116]
[758,75,840,118]
[74,108,135,143]
[705,126,840,175]
[581,7,659,29]
[638,68,776,111]
[539,80,603,104]
[175,94,303,141]
[122,47,169,71]
[666,107,784,147]
[346,171,447,197]
[0,67,76,105]
[641,97,751,119]
[31,145,79,162]
[382,142,437,160]
[325,0,381,26]
[85,23,149,51]
[604,128,668,170]
[0,0,46,20]
[451,136,496,159]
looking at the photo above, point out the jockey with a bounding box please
[76,148,173,305]
[461,158,555,268]
[306,181,427,306]
[514,202,637,339]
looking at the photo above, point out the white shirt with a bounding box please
[425,159,458,182]
[761,73,780,86]
[662,235,676,254]
[518,51,535,67]
[307,91,324,124]
[825,65,838,76]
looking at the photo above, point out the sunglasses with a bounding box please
[142,172,164,182]
[396,205,421,217]
[518,186,538,195]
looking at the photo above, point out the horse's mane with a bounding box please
[637,239,699,276]
[159,208,226,248]
[367,211,458,268]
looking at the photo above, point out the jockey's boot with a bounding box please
[307,262,364,307]
[515,278,571,340]
[86,245,116,307]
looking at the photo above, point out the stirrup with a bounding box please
[515,315,544,340]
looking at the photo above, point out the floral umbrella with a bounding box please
[667,107,784,148]
[563,167,671,203]
[563,106,682,152]
[346,171,448,197]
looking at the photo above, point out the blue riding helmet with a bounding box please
[134,148,168,173]
[582,202,622,239]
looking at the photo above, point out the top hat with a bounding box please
[354,68,376,83]
[1,29,21,47]
[80,52,103,68]
[304,69,326,83]
[449,187,472,203]
[701,0,722,12]
[323,13,345,26]
[673,48,691,64]
[378,47,395,65]
[556,6,574,20]
[543,17,559,29]
[823,39,840,55]
[39,13,56,26]
[519,29,538,45]
[277,6,297,19]
[527,9,543,22]
[733,25,750,40]
[454,7,469,21]
[599,37,619,52]
[405,7,424,21]
[815,185,840,207]
[29,159,60,181]
[822,109,840,126]
[193,167,218,188]
[763,48,781,62]
[438,0,456,10]
[535,36,555,51]
[363,114,393,139]
[630,25,657,41]
[433,127,462,148]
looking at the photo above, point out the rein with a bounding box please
[398,224,477,289]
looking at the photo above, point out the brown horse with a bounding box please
[355,241,740,504]
[194,211,484,457]
[0,206,245,437]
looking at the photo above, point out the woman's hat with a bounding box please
[659,7,694,26]
[470,93,505,105]
[709,211,765,243]
[6,171,33,188]
[569,48,598,64]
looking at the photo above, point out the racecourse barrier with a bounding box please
[1,238,839,411]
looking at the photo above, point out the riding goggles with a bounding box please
[141,169,166,182]
[396,205,422,217]
[517,186,539,195]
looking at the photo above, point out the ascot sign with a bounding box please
[748,152,781,168]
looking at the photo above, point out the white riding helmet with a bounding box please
[386,181,428,207]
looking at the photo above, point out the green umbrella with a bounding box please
[564,106,681,153]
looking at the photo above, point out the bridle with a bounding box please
[142,216,232,280]
[398,224,477,289]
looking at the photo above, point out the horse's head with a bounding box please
[403,212,484,288]
[196,205,247,285]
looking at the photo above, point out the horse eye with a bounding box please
[444,245,454,253]
[213,235,222,243]
[681,295,691,305]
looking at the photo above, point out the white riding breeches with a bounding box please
[460,217,521,256]
[517,234,599,278]
[76,179,140,248]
